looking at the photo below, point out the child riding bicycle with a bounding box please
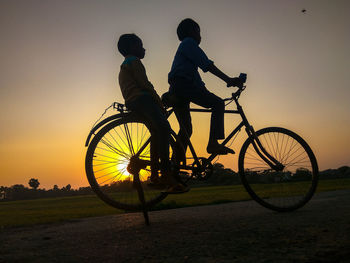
[168,18,244,155]
[117,34,189,194]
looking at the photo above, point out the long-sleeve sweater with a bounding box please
[118,56,162,106]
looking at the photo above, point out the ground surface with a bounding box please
[1,190,350,263]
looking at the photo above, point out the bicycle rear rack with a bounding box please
[113,102,127,113]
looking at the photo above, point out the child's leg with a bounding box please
[170,78,224,142]
[169,78,194,157]
[184,88,232,154]
[189,88,225,143]
[143,106,171,177]
[150,136,160,181]
[173,102,192,157]
[127,95,189,193]
[129,95,171,175]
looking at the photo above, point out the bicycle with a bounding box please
[85,77,319,223]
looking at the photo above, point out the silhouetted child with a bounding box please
[117,34,189,194]
[168,18,243,155]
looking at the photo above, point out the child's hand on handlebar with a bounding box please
[226,77,244,89]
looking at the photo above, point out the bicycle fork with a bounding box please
[237,102,284,172]
[245,125,284,171]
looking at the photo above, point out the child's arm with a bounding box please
[182,40,243,88]
[207,63,243,88]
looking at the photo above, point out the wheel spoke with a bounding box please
[124,123,135,156]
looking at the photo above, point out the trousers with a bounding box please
[126,94,171,176]
[169,77,225,151]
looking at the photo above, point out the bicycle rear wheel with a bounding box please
[239,127,318,212]
[85,114,178,211]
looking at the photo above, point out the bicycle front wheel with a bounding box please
[239,127,318,212]
[85,114,177,211]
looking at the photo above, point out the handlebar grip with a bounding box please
[239,73,247,83]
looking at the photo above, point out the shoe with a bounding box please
[161,184,190,194]
[207,144,235,155]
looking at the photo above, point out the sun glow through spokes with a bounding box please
[116,158,131,177]
[87,118,173,209]
[92,121,153,186]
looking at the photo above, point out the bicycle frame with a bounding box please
[86,91,283,175]
[168,107,244,171]
[85,86,319,217]
[134,92,283,174]
[174,111,237,171]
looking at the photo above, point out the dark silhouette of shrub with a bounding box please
[28,178,40,190]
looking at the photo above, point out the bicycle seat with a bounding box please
[161,92,182,108]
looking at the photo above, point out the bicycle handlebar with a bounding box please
[224,72,247,101]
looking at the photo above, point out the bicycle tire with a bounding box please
[239,127,318,212]
[85,114,178,211]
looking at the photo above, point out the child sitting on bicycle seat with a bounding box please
[168,18,243,155]
[117,34,189,194]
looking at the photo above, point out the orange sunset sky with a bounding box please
[1,0,349,189]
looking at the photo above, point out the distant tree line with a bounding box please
[0,178,93,202]
[319,166,350,179]
[189,164,350,186]
[0,165,349,202]
[204,163,241,185]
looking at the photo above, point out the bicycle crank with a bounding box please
[191,158,214,180]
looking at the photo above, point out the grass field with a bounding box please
[1,178,349,228]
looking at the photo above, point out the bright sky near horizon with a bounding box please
[0,0,349,189]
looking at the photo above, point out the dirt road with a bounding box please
[1,190,350,263]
